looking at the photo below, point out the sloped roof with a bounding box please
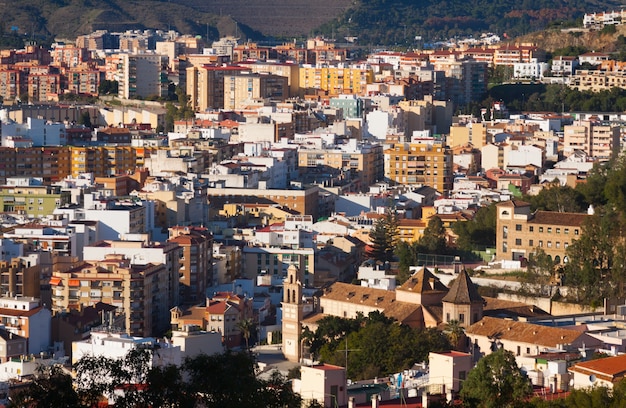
[466,316,584,348]
[397,267,448,294]
[569,354,626,381]
[321,282,394,310]
[442,269,483,304]
[529,211,589,227]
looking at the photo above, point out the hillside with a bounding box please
[0,0,624,45]
[518,25,626,53]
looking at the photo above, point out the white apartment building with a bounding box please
[116,53,169,99]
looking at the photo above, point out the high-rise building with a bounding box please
[168,226,213,305]
[385,142,453,192]
[116,53,168,99]
[223,73,289,110]
[50,254,172,337]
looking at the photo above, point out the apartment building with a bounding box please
[223,73,289,110]
[66,66,100,95]
[496,200,589,264]
[27,72,61,102]
[242,246,315,285]
[50,44,89,68]
[0,296,51,355]
[51,254,171,337]
[236,61,300,97]
[297,140,383,192]
[384,142,453,192]
[168,226,213,305]
[116,53,168,99]
[82,240,181,308]
[299,66,373,97]
[0,69,22,102]
[563,120,620,161]
[493,44,545,66]
[0,178,70,217]
[0,258,40,299]
[69,146,137,177]
[208,185,320,220]
[571,70,626,93]
[186,65,247,111]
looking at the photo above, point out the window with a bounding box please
[459,371,466,381]
[502,242,508,253]
[515,238,521,245]
[556,228,561,234]
[547,241,552,248]
[529,239,534,246]
[575,229,579,235]
[446,313,450,322]
[517,346,521,356]
[547,227,552,233]
[556,242,561,248]
[529,226,534,232]
[515,224,522,231]
[502,226,508,239]
[459,313,465,323]
[564,228,569,234]
[539,227,543,233]
[539,240,543,247]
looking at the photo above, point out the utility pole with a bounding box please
[337,336,360,377]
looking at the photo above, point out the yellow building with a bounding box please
[299,66,373,96]
[186,65,247,111]
[496,200,589,264]
[385,142,453,192]
[70,146,136,177]
[223,73,289,110]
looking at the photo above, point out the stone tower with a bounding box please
[282,263,304,362]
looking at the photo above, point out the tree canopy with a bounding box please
[460,348,532,408]
[306,312,450,380]
[9,349,301,408]
[367,207,398,263]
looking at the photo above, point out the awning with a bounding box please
[68,279,80,287]
[49,277,62,286]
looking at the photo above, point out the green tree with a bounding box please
[419,216,448,254]
[444,319,465,351]
[237,317,255,350]
[395,240,421,284]
[78,111,92,128]
[524,184,586,213]
[367,207,398,262]
[460,349,532,408]
[8,365,83,408]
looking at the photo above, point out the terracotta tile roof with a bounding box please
[383,301,422,323]
[529,211,589,227]
[569,354,626,381]
[321,282,394,310]
[442,269,483,304]
[397,267,448,294]
[466,316,584,348]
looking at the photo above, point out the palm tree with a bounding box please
[445,319,465,351]
[237,317,255,350]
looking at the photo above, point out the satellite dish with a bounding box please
[589,374,597,383]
